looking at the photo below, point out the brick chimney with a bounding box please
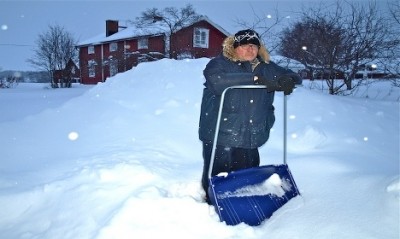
[106,20,118,37]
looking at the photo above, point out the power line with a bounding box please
[0,43,33,47]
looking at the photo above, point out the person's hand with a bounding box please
[255,74,297,95]
[277,75,295,95]
[254,75,280,93]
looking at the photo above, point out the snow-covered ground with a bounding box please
[0,58,399,239]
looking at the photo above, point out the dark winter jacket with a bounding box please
[198,35,301,149]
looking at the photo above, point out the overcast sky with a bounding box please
[0,0,390,71]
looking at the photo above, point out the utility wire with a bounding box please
[0,43,33,47]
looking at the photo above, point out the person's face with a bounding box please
[235,44,259,61]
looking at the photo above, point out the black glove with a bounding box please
[254,75,281,93]
[277,75,295,95]
[255,74,297,95]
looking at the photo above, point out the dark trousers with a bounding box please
[201,141,260,203]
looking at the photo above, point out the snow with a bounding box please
[0,58,399,239]
[218,173,292,199]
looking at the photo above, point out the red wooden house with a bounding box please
[77,16,230,84]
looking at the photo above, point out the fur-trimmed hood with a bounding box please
[222,35,270,63]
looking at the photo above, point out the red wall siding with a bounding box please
[79,44,104,84]
[79,20,228,84]
[79,35,166,84]
[170,20,227,59]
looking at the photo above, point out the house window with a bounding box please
[193,28,209,48]
[110,60,118,76]
[138,38,148,49]
[88,45,94,54]
[110,42,118,52]
[88,60,96,77]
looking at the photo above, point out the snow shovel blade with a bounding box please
[208,164,300,226]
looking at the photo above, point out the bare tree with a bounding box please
[234,6,290,52]
[382,0,400,87]
[279,0,394,95]
[27,24,78,88]
[389,0,400,25]
[280,15,345,88]
[130,4,201,58]
[339,1,394,92]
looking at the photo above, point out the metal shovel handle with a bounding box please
[208,85,288,179]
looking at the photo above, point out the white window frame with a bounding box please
[88,45,94,54]
[88,60,96,77]
[138,38,148,49]
[109,42,118,52]
[110,59,118,76]
[193,28,209,48]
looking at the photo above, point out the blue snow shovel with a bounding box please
[207,85,300,226]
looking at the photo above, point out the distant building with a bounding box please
[272,55,305,73]
[52,59,80,87]
[76,16,229,84]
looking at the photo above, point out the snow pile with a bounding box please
[0,58,398,239]
[218,173,292,199]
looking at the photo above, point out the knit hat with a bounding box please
[233,29,261,48]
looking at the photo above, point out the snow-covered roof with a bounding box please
[271,55,305,71]
[77,16,230,47]
[77,23,167,46]
[185,15,231,36]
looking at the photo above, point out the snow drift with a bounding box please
[0,58,398,239]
